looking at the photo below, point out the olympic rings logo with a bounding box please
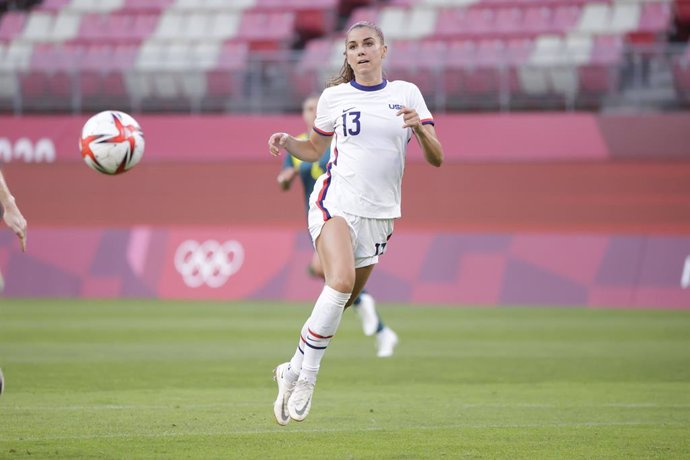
[174,239,244,288]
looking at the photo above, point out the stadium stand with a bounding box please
[0,0,686,112]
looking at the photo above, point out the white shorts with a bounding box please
[308,202,394,269]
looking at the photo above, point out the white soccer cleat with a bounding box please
[0,367,4,395]
[376,327,399,358]
[356,293,379,336]
[287,378,315,422]
[272,363,295,426]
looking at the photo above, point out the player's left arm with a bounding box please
[396,108,444,167]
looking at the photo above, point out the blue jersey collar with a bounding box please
[350,79,388,92]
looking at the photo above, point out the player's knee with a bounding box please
[327,271,355,294]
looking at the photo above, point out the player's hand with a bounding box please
[268,132,289,156]
[3,203,27,251]
[396,106,421,129]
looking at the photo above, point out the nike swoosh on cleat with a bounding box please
[281,403,289,421]
[294,397,311,416]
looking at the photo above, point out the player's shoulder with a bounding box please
[387,79,422,94]
[321,82,351,97]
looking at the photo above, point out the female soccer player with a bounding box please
[268,21,444,425]
[277,94,399,359]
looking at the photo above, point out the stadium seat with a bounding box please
[67,0,125,14]
[522,6,554,37]
[576,3,610,35]
[345,6,379,28]
[0,41,33,72]
[551,5,581,33]
[630,1,672,44]
[578,34,623,95]
[120,0,173,13]
[291,37,336,98]
[608,3,640,34]
[386,40,444,95]
[36,0,71,12]
[22,12,55,43]
[236,11,296,50]
[201,40,248,110]
[0,11,27,42]
[493,7,523,38]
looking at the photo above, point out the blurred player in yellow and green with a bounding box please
[276,95,398,358]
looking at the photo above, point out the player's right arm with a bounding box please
[268,131,330,163]
[0,170,27,251]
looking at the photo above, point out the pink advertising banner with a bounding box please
[1,113,689,163]
[1,226,689,309]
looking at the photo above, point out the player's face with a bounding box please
[302,97,318,128]
[345,27,386,79]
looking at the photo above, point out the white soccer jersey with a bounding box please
[311,79,434,219]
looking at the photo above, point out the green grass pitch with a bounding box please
[1,299,689,459]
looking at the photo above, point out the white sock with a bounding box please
[286,319,312,384]
[299,285,351,383]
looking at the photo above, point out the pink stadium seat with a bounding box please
[411,40,446,94]
[589,35,624,65]
[80,70,128,109]
[108,45,139,71]
[36,0,70,12]
[29,43,84,72]
[523,7,554,36]
[628,2,671,44]
[79,70,103,97]
[387,40,420,88]
[493,8,523,38]
[236,11,296,50]
[291,38,333,97]
[551,5,581,33]
[254,0,337,39]
[435,8,466,39]
[77,14,110,43]
[504,38,534,66]
[443,40,475,96]
[462,9,496,38]
[638,1,671,32]
[130,14,159,42]
[339,0,377,16]
[205,41,248,105]
[80,44,114,71]
[476,39,504,67]
[578,36,623,94]
[77,13,154,45]
[346,6,379,28]
[215,41,249,71]
[48,71,73,98]
[120,0,173,14]
[0,11,27,42]
[20,71,50,100]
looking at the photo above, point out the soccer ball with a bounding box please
[80,110,145,175]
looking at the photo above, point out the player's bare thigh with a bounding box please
[315,216,356,294]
